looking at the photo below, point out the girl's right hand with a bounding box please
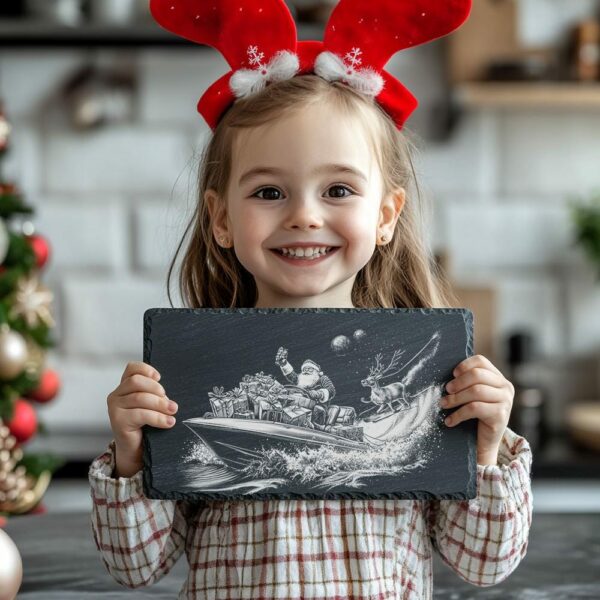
[107,361,178,478]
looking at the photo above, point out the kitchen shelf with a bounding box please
[0,19,324,47]
[455,81,600,109]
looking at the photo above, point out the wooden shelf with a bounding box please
[455,82,600,109]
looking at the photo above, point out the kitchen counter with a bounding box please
[5,511,600,598]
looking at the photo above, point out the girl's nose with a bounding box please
[283,196,324,230]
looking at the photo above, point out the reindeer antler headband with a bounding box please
[149,0,472,131]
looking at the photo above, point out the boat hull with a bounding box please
[183,417,368,471]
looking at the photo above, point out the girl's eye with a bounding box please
[327,185,355,198]
[253,187,282,201]
[251,185,355,201]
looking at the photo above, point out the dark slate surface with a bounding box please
[5,511,600,599]
[142,308,476,502]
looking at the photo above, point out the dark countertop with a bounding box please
[5,511,600,598]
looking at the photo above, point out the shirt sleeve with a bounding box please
[88,440,194,589]
[426,426,533,587]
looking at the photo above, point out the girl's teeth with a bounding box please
[280,247,331,260]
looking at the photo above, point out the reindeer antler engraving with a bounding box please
[368,350,405,379]
[368,353,384,377]
[382,349,405,377]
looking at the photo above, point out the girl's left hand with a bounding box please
[441,354,514,466]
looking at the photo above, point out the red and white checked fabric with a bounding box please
[89,426,532,599]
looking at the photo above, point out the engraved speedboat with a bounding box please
[183,417,371,471]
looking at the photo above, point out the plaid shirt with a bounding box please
[89,426,532,599]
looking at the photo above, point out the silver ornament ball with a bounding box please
[0,528,23,600]
[0,327,28,380]
[0,220,9,264]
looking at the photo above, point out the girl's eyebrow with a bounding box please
[238,163,368,186]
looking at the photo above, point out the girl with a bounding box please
[89,2,532,598]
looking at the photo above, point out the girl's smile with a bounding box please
[271,246,340,267]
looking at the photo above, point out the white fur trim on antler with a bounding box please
[314,50,384,97]
[230,49,300,98]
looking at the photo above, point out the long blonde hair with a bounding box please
[167,75,456,309]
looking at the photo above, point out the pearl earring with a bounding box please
[380,234,388,243]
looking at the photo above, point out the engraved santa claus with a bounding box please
[275,347,341,430]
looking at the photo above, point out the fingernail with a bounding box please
[154,371,161,380]
[167,416,176,425]
[168,401,178,413]
[440,397,448,407]
[446,382,454,392]
[445,416,452,426]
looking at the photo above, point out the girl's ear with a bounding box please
[204,189,232,245]
[378,187,405,236]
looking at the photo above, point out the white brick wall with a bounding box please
[1,44,599,437]
[34,198,129,272]
[138,49,229,127]
[444,203,578,270]
[499,112,600,196]
[44,126,192,194]
[418,112,500,197]
[133,198,194,272]
[1,123,43,197]
[0,51,84,119]
[61,276,170,358]
[37,355,124,430]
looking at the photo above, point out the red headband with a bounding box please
[149,0,472,131]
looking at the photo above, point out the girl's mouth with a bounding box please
[269,247,340,266]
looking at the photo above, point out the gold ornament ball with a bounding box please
[0,528,23,600]
[0,327,28,380]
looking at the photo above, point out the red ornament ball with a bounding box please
[7,399,38,444]
[28,369,60,403]
[25,234,51,269]
[29,502,47,515]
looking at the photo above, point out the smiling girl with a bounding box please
[88,1,532,598]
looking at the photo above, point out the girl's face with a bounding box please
[207,101,405,308]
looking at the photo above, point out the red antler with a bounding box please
[148,0,473,130]
[322,0,472,70]
[149,0,298,69]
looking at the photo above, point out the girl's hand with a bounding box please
[441,354,514,466]
[107,361,178,477]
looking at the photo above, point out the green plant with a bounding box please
[569,190,600,279]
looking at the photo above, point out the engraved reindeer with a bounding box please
[360,350,410,414]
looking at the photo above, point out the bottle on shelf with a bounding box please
[506,331,549,454]
[570,18,600,82]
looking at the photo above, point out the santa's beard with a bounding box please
[297,372,319,388]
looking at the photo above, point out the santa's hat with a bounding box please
[301,359,321,373]
[149,0,472,131]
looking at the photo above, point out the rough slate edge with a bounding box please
[142,307,477,502]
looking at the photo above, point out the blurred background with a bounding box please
[0,0,599,514]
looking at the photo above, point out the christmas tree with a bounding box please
[0,102,63,520]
